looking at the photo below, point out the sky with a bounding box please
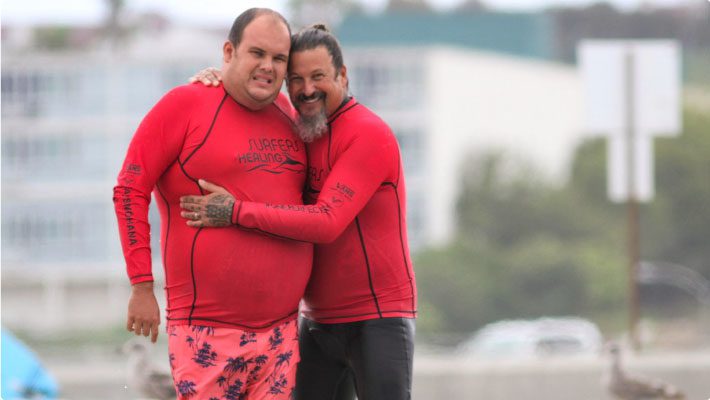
[1,0,690,26]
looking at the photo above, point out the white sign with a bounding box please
[578,40,681,203]
[607,133,654,202]
[579,43,626,135]
[578,40,681,136]
[633,43,681,136]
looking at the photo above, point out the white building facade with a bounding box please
[2,30,223,275]
[346,46,585,248]
[2,30,586,330]
[1,29,222,330]
[2,40,586,271]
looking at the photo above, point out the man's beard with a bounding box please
[295,106,328,143]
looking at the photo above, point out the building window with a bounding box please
[2,202,110,264]
[349,61,422,111]
[394,128,425,176]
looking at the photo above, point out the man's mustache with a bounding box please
[297,92,326,103]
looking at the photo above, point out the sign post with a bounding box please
[578,40,681,352]
[622,49,642,352]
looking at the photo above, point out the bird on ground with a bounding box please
[603,342,685,400]
[121,338,176,400]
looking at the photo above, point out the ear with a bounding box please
[223,41,234,64]
[339,65,349,90]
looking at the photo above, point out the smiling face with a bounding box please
[221,14,290,110]
[287,46,348,120]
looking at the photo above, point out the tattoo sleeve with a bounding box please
[205,194,235,227]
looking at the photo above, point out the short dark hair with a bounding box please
[290,24,344,73]
[228,8,291,47]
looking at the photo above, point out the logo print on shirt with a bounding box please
[330,195,345,208]
[243,153,305,174]
[333,182,355,200]
[126,163,142,174]
[120,163,142,185]
[308,167,324,183]
[237,137,306,174]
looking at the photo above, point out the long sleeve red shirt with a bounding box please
[234,98,417,323]
[113,84,312,331]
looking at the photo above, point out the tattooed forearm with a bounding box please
[204,194,234,227]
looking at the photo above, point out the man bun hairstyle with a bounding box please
[228,8,291,47]
[291,23,344,73]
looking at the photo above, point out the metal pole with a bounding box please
[624,47,641,352]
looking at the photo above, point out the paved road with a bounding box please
[42,347,710,399]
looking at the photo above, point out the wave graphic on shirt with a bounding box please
[246,153,306,174]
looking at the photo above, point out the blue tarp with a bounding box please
[1,328,59,399]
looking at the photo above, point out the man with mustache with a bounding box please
[184,25,417,400]
[113,8,311,399]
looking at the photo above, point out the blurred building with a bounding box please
[339,11,583,248]
[338,11,553,60]
[1,24,223,330]
[2,26,222,272]
[1,12,586,329]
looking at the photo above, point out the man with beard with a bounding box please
[183,25,417,400]
[113,8,312,399]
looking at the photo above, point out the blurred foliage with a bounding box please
[287,0,364,30]
[546,3,710,64]
[649,109,710,270]
[545,3,709,87]
[415,105,710,339]
[33,27,73,50]
[684,52,710,88]
[13,324,131,357]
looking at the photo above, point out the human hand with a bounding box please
[180,179,235,228]
[188,67,223,86]
[127,282,160,343]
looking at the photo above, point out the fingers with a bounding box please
[179,210,205,227]
[197,68,221,86]
[198,179,229,194]
[151,321,159,343]
[180,210,201,220]
[179,196,204,216]
[189,67,223,85]
[128,316,159,341]
[200,77,215,86]
[180,195,200,204]
[179,201,207,227]
[136,320,147,337]
[129,318,142,336]
[180,204,200,213]
[206,67,223,84]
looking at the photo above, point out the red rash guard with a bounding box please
[234,98,417,323]
[113,84,312,331]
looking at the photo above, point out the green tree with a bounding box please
[415,105,710,339]
[649,109,710,274]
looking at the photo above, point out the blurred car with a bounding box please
[458,317,603,359]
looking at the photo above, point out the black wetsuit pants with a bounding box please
[295,317,415,400]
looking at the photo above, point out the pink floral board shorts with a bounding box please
[168,319,299,399]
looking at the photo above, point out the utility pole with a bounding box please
[578,40,681,354]
[623,49,641,352]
